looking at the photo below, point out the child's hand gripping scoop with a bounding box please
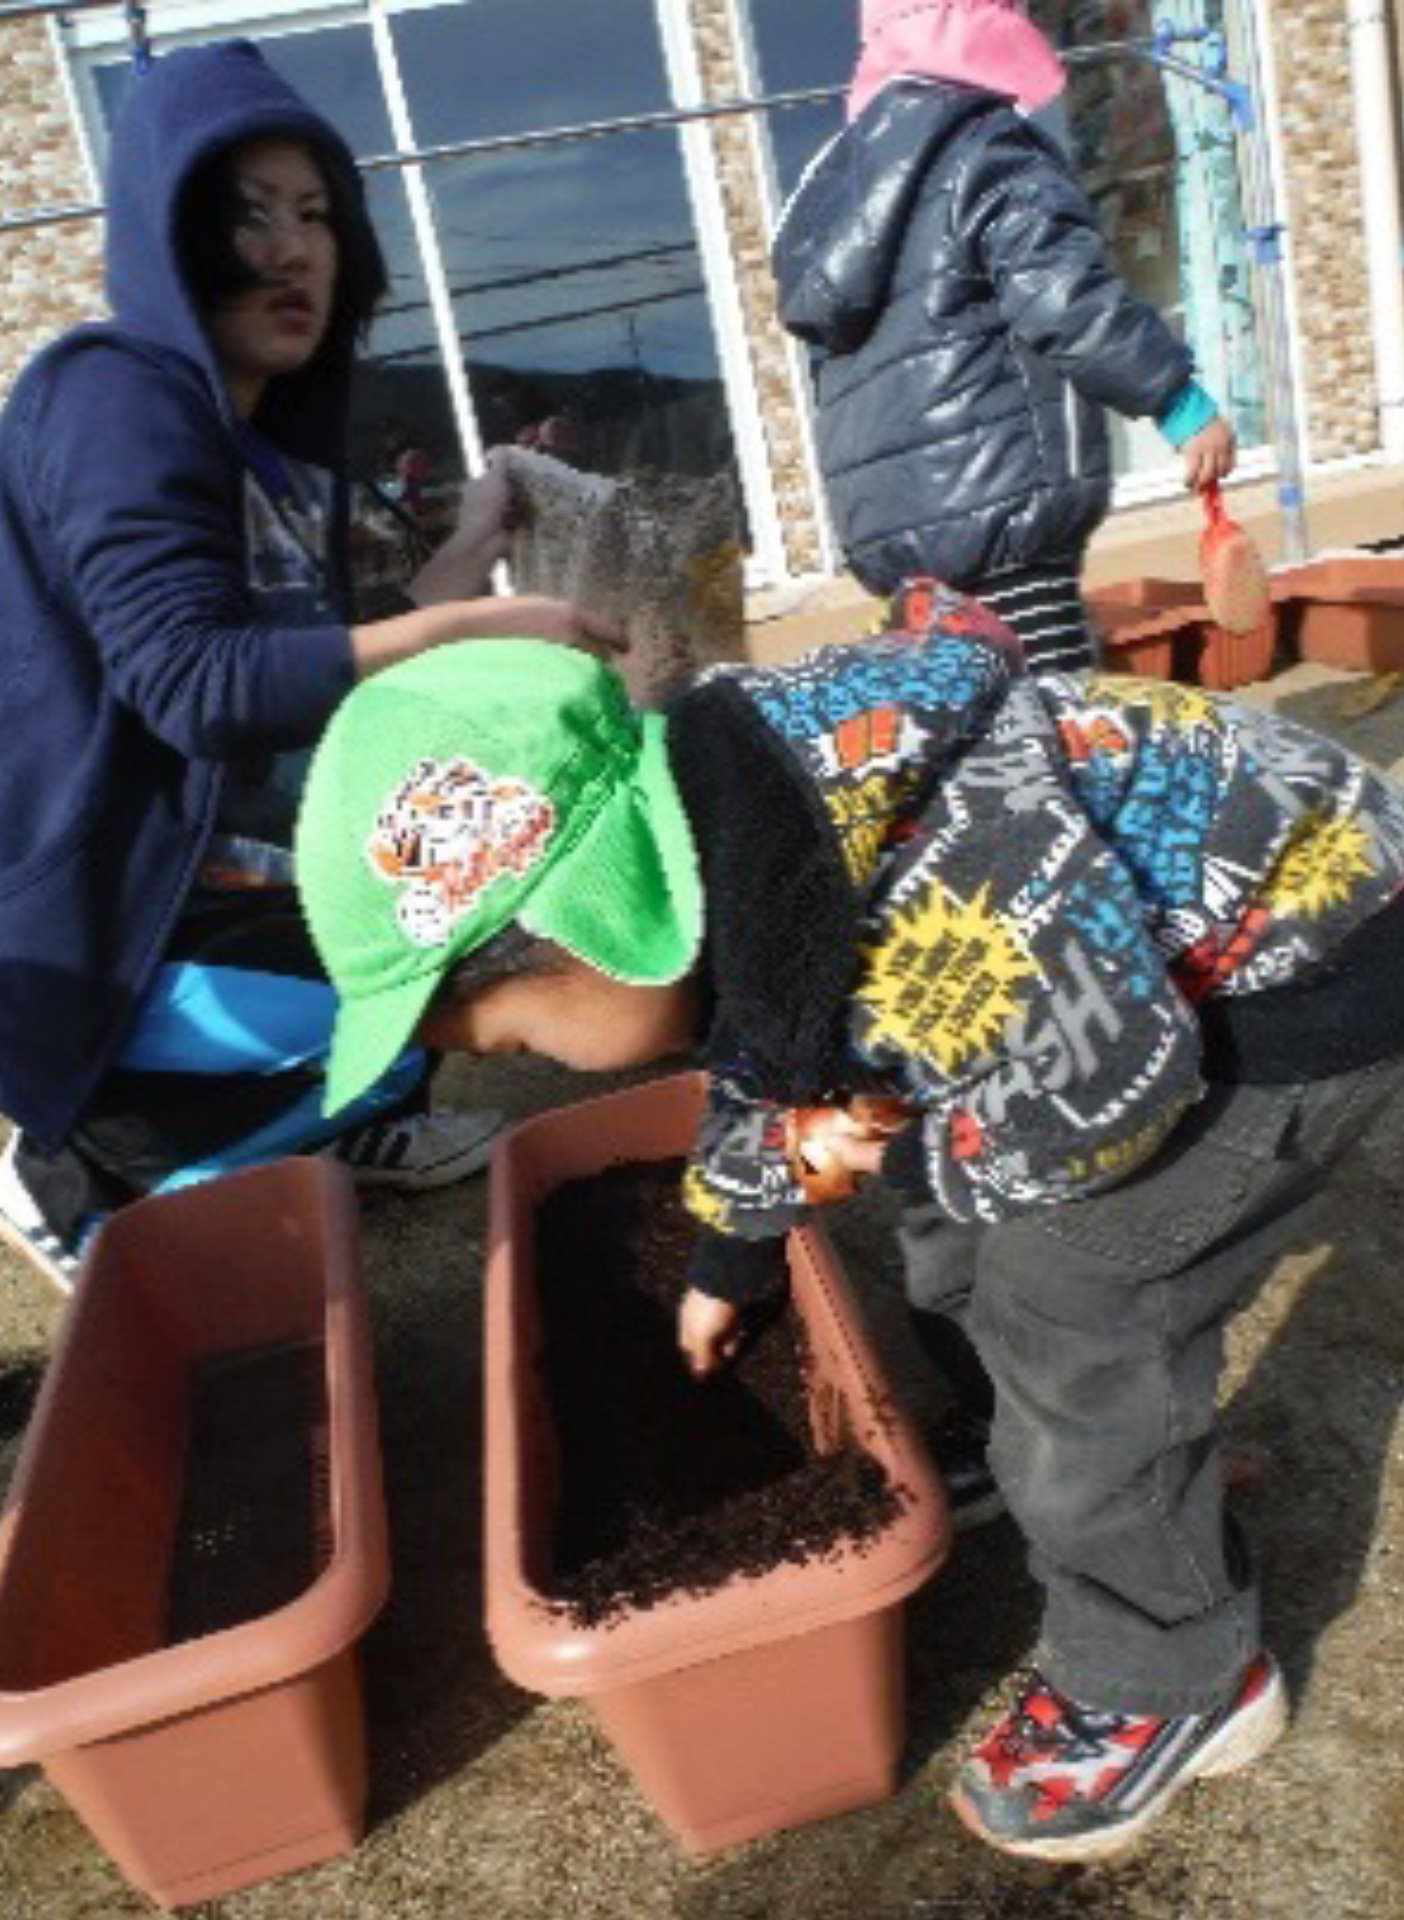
[784,1095,916,1203]
[1199,482,1270,635]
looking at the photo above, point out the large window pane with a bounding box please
[1038,0,1265,463]
[746,0,855,199]
[92,24,393,156]
[425,126,733,483]
[349,172,466,614]
[390,0,670,144]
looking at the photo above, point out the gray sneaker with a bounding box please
[328,1107,504,1191]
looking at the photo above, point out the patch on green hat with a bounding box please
[295,641,703,1115]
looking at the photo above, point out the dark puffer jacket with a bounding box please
[771,79,1195,593]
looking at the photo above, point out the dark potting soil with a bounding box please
[166,1339,330,1643]
[536,1158,903,1624]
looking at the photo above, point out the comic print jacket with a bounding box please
[665,596,1404,1305]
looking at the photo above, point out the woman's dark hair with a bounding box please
[176,134,387,338]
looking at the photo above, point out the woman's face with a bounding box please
[203,138,339,417]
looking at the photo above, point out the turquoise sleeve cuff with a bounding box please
[1156,380,1220,449]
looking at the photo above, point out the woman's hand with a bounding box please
[406,450,513,604]
[678,1287,742,1378]
[1181,416,1236,493]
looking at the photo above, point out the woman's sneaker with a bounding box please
[0,1133,83,1295]
[329,1107,504,1191]
[950,1652,1287,1863]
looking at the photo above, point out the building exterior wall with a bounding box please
[0,0,1396,563]
[0,19,104,400]
[684,0,824,574]
[1265,0,1379,461]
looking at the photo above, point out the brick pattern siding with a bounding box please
[685,0,825,574]
[0,19,105,401]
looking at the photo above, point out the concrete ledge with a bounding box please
[746,460,1404,662]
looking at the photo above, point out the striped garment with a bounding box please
[973,561,1098,674]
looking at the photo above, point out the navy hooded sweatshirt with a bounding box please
[0,42,364,1148]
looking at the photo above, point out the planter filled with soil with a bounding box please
[484,1073,949,1855]
[0,1158,389,1910]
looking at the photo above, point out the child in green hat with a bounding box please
[296,592,1404,1865]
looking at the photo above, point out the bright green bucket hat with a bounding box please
[295,640,703,1115]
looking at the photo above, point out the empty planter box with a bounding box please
[484,1073,950,1856]
[1086,577,1276,689]
[1271,554,1404,671]
[0,1158,390,1909]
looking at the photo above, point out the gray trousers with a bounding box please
[898,1057,1404,1716]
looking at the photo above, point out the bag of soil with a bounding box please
[499,447,747,707]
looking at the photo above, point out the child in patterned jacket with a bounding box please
[294,588,1404,1864]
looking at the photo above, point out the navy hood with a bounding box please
[103,38,375,464]
[771,80,999,357]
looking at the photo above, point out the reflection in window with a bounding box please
[424,127,733,487]
[350,173,466,615]
[1036,0,1264,457]
[390,0,670,144]
[745,0,855,199]
[92,24,394,154]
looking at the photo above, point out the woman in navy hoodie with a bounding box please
[0,40,612,1289]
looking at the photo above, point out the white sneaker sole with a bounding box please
[950,1664,1289,1864]
[0,1204,79,1297]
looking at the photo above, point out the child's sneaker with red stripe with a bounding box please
[950,1653,1287,1863]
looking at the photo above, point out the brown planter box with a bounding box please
[1087,577,1278,690]
[1270,555,1404,671]
[484,1073,950,1857]
[0,1159,390,1910]
[1192,620,1276,693]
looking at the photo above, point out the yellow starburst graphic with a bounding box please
[682,1163,729,1230]
[856,880,1038,1073]
[1087,674,1218,730]
[1262,813,1374,918]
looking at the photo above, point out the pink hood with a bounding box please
[848,0,1066,120]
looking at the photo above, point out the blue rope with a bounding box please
[125,1,153,72]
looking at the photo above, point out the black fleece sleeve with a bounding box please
[685,1223,791,1305]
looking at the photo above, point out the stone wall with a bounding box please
[1265,0,1379,460]
[684,0,825,575]
[0,19,105,401]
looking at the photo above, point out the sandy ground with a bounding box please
[5,662,1404,1918]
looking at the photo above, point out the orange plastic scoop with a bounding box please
[1200,482,1270,634]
